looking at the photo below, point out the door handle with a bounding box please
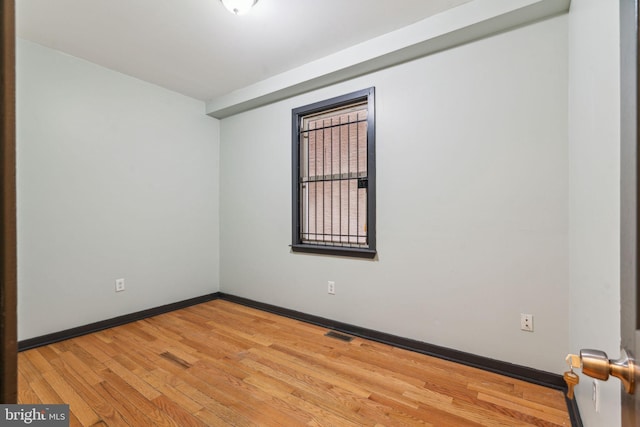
[566,349,635,394]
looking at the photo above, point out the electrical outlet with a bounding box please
[327,281,335,295]
[115,278,125,292]
[520,313,533,332]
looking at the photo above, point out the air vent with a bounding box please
[325,331,354,342]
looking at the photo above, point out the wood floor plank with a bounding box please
[58,351,104,386]
[17,371,40,404]
[18,300,571,426]
[249,345,372,399]
[152,382,203,414]
[103,355,162,401]
[73,334,119,363]
[191,407,243,427]
[53,365,128,427]
[17,351,48,384]
[25,378,63,409]
[94,374,158,426]
[41,369,101,426]
[151,394,210,427]
[242,360,368,426]
[476,392,568,425]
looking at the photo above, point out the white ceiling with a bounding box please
[16,0,472,101]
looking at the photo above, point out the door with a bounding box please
[621,0,640,424]
[0,0,17,404]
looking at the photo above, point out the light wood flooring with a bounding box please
[18,300,571,426]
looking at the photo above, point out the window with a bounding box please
[291,87,376,258]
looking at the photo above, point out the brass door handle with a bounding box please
[566,349,635,394]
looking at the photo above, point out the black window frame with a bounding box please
[291,87,376,258]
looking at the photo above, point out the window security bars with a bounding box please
[299,103,368,247]
[292,87,375,257]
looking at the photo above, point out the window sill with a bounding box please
[291,244,376,259]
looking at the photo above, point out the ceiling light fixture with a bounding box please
[220,0,259,15]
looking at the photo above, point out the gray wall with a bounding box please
[220,15,568,373]
[568,0,621,424]
[16,39,220,340]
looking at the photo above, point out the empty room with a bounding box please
[1,0,637,426]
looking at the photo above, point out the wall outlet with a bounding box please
[520,313,533,332]
[115,278,125,292]
[327,281,335,295]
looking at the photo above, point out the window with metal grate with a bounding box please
[291,88,376,258]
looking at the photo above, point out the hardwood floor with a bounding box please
[18,300,571,426]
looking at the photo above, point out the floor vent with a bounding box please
[325,331,354,342]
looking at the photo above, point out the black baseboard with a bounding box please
[17,290,582,426]
[219,292,582,427]
[566,395,583,427]
[219,293,562,388]
[18,293,220,351]
[218,293,582,426]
